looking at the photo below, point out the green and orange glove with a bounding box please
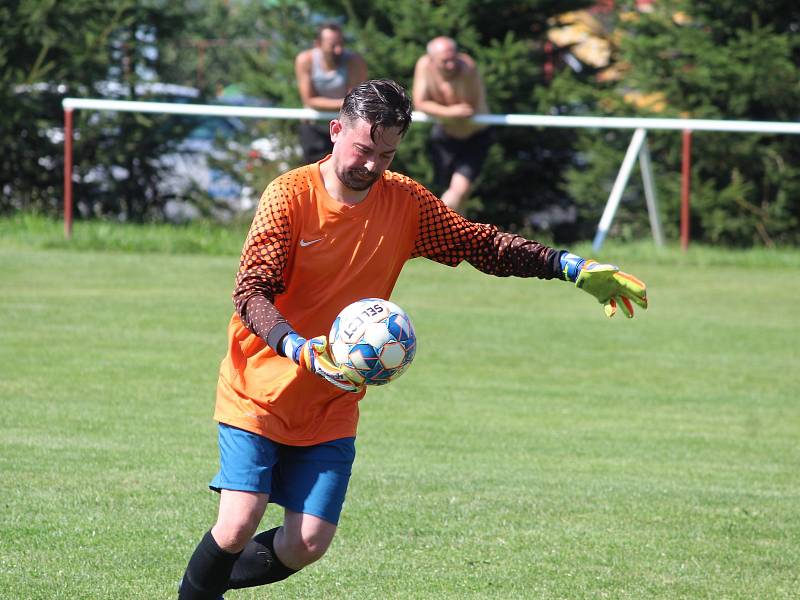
[560,252,648,318]
[282,332,363,393]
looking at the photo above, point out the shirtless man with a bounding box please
[295,22,368,163]
[412,36,492,213]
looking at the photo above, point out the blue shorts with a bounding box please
[209,424,356,525]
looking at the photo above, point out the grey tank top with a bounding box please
[311,48,350,98]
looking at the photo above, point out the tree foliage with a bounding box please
[0,0,208,220]
[558,0,800,246]
[3,0,799,245]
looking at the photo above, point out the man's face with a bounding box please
[317,28,345,63]
[430,40,459,79]
[330,117,402,191]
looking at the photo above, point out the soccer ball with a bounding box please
[329,298,416,386]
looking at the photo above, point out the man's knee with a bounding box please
[212,516,260,552]
[212,491,268,552]
[279,528,332,567]
[276,514,337,569]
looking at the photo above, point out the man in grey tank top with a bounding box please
[295,22,368,164]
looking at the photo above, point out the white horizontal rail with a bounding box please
[61,97,800,247]
[63,98,340,121]
[62,97,800,134]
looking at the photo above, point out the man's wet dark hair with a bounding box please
[340,79,413,140]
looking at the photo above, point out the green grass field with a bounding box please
[1,225,799,599]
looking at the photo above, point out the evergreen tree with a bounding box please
[1,0,205,221]
[1,0,126,215]
[5,0,798,244]
[557,0,800,246]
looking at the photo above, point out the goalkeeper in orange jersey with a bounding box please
[177,79,647,599]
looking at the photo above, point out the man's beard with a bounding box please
[337,166,380,191]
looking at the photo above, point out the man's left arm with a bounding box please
[410,187,648,318]
[465,61,487,114]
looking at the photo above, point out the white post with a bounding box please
[592,128,648,252]
[638,139,665,247]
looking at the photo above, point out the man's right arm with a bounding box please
[232,183,293,350]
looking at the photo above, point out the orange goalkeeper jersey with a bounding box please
[214,158,560,445]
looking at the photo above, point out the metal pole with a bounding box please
[61,98,800,134]
[638,139,664,247]
[592,128,648,252]
[681,130,692,251]
[64,108,74,239]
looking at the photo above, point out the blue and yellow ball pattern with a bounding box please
[329,298,416,386]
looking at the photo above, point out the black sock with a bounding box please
[178,530,242,599]
[227,527,299,589]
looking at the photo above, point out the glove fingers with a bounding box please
[296,336,363,393]
[603,298,617,318]
[615,269,645,288]
[316,353,363,393]
[578,261,648,318]
[327,374,362,393]
[298,344,313,371]
[618,295,635,318]
[327,375,361,393]
[308,335,329,354]
[622,291,648,309]
[614,271,648,308]
[299,336,330,372]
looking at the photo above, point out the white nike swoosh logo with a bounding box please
[299,238,323,247]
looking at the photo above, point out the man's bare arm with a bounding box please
[412,56,477,119]
[465,62,487,113]
[346,53,368,90]
[411,57,461,118]
[294,50,345,111]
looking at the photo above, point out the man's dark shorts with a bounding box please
[299,122,333,164]
[428,125,494,190]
